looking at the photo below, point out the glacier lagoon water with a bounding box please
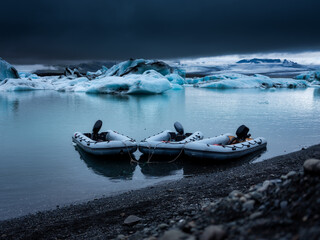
[1,87,320,220]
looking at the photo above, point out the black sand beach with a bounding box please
[1,144,320,240]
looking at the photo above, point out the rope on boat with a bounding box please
[167,145,185,163]
[145,142,187,164]
[121,139,138,164]
[146,142,164,163]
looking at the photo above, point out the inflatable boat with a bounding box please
[72,120,137,157]
[139,122,204,157]
[184,125,267,160]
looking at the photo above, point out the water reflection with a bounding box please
[74,146,137,180]
[183,147,267,175]
[0,94,19,113]
[111,147,266,178]
[313,88,320,99]
[140,161,183,177]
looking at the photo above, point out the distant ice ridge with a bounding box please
[0,59,182,94]
[188,73,309,89]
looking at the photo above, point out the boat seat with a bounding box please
[175,134,186,141]
[99,132,108,141]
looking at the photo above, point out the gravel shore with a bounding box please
[1,144,320,240]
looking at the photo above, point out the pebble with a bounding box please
[280,201,288,210]
[147,237,157,240]
[286,171,297,178]
[177,219,186,229]
[242,200,255,211]
[249,211,263,219]
[123,215,142,226]
[303,159,320,174]
[200,225,226,240]
[240,196,247,202]
[257,180,272,192]
[116,234,126,240]
[149,237,158,240]
[283,179,291,186]
[229,190,243,198]
[250,192,263,201]
[158,223,169,229]
[160,229,192,240]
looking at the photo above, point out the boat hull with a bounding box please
[184,134,267,161]
[72,131,137,157]
[139,130,204,156]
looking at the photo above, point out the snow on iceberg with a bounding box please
[0,58,19,81]
[190,73,308,89]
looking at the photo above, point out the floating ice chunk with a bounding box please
[197,74,308,89]
[105,59,172,77]
[53,77,89,92]
[18,72,40,79]
[126,70,172,94]
[86,66,109,80]
[0,69,172,94]
[166,73,186,85]
[0,78,53,91]
[170,83,184,90]
[0,58,19,81]
[295,71,320,83]
[81,70,172,94]
[186,73,249,84]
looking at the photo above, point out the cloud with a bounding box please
[1,0,320,62]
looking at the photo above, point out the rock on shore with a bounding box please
[126,163,320,240]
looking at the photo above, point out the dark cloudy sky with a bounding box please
[1,0,320,63]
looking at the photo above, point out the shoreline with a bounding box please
[1,144,320,239]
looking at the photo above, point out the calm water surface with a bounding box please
[0,87,319,220]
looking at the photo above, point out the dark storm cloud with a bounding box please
[1,0,320,62]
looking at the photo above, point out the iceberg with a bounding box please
[295,71,320,85]
[0,57,313,93]
[189,73,308,89]
[0,77,54,91]
[78,70,172,94]
[0,58,19,81]
[0,58,177,94]
[165,73,186,85]
[105,59,173,77]
[0,69,172,94]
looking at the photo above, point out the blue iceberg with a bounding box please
[0,58,19,81]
